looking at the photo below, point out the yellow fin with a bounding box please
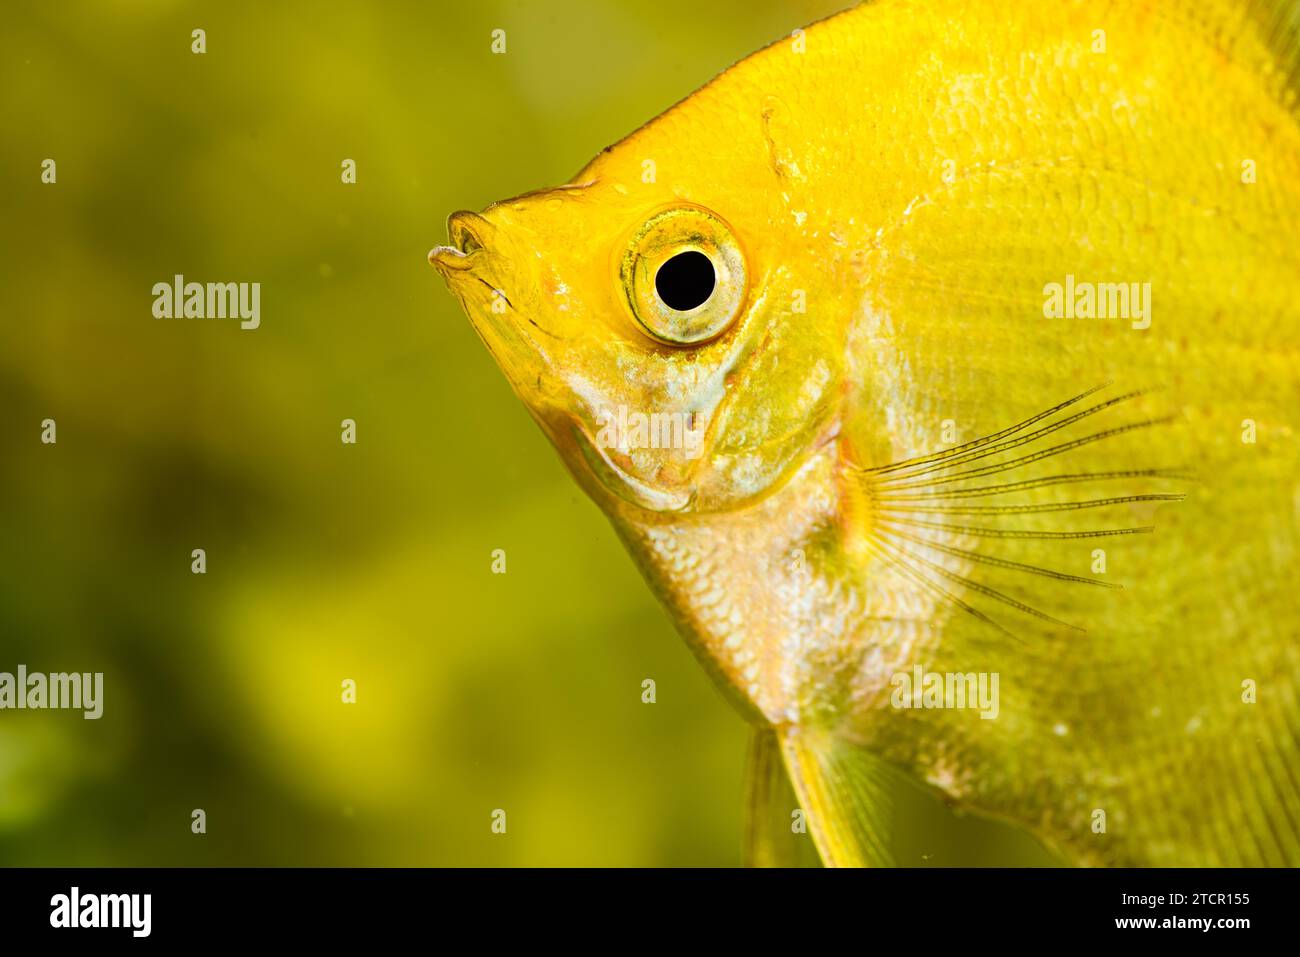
[778,730,896,868]
[1246,0,1300,101]
[742,728,807,867]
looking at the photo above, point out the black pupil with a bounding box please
[655,251,715,311]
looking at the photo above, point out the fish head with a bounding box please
[431,122,848,517]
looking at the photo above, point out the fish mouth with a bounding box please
[429,210,518,311]
[430,212,559,411]
[428,245,476,271]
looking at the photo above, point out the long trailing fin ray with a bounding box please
[743,727,807,867]
[876,524,1122,589]
[874,493,1186,516]
[864,534,1023,642]
[876,417,1176,491]
[870,389,1149,483]
[868,532,1086,632]
[859,381,1112,476]
[848,384,1187,643]
[873,468,1191,501]
[880,517,1155,540]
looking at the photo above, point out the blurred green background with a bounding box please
[0,0,1056,866]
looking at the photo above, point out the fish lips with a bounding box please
[430,210,517,309]
[429,218,542,381]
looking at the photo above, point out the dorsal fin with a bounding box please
[1246,0,1300,103]
[1154,2,1300,121]
[1223,1,1300,117]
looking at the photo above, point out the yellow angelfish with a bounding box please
[431,0,1300,866]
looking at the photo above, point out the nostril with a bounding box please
[430,210,503,275]
[448,211,491,256]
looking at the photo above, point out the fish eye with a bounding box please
[655,250,716,311]
[620,206,746,345]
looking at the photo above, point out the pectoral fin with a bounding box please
[778,729,896,867]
